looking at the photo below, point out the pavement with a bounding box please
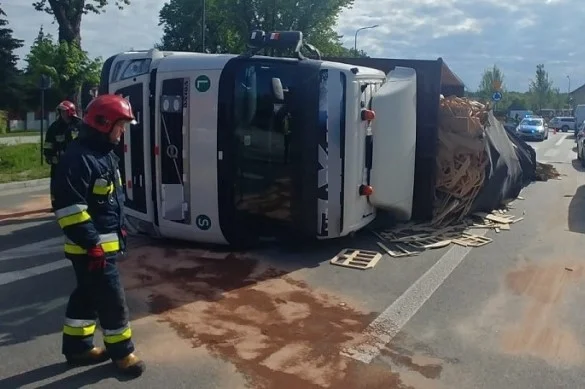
[0,135,41,146]
[1,129,585,388]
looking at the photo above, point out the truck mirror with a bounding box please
[271,78,285,102]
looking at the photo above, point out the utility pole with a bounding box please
[567,75,571,109]
[201,0,206,52]
[354,25,379,57]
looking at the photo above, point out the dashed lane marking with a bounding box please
[0,259,69,286]
[544,148,559,158]
[555,134,568,146]
[0,237,63,262]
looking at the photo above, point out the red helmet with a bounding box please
[57,100,78,117]
[83,94,137,133]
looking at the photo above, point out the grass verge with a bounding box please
[0,131,40,138]
[0,143,50,183]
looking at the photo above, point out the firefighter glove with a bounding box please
[87,245,106,271]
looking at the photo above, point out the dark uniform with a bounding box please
[44,111,82,207]
[52,94,144,377]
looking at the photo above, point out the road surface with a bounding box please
[1,130,584,388]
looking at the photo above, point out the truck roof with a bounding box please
[144,50,385,78]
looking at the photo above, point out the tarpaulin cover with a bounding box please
[470,112,537,212]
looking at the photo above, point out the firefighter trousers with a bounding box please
[62,253,135,360]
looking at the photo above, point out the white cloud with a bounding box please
[2,0,584,92]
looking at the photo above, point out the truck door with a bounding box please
[105,53,161,226]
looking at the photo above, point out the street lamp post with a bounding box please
[567,75,571,108]
[354,24,379,56]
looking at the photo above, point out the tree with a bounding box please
[477,64,505,103]
[157,0,359,57]
[32,0,131,45]
[0,4,24,110]
[24,26,102,108]
[528,64,553,111]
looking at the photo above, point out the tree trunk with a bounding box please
[48,0,83,45]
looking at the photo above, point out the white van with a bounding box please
[574,105,585,130]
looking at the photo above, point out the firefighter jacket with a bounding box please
[52,127,126,258]
[43,117,82,165]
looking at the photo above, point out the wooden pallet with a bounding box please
[330,249,382,270]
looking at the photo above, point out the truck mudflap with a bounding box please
[325,57,465,221]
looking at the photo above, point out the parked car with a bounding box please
[576,127,585,166]
[516,117,548,141]
[576,120,585,142]
[549,116,576,132]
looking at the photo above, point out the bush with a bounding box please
[0,111,7,134]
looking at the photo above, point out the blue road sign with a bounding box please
[492,91,502,101]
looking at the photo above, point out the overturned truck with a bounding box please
[97,30,536,246]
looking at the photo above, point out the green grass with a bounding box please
[0,130,40,138]
[0,143,50,183]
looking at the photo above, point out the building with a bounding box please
[570,83,585,106]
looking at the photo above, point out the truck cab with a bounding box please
[98,31,417,246]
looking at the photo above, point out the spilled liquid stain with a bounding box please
[501,262,585,365]
[119,243,445,389]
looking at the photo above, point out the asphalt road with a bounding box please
[0,129,584,388]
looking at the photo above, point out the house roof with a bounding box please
[570,83,585,95]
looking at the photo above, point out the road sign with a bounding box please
[195,214,211,230]
[491,80,502,91]
[195,75,210,92]
[492,91,502,102]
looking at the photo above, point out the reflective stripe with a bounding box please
[93,178,113,195]
[43,142,53,149]
[55,135,65,142]
[55,204,91,228]
[63,317,96,337]
[103,326,132,344]
[55,204,88,219]
[64,233,120,255]
[65,318,96,327]
[116,169,122,186]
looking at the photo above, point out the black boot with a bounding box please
[65,347,109,366]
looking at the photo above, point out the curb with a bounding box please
[0,178,50,191]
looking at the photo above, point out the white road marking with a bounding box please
[0,258,69,286]
[342,229,488,364]
[555,134,568,146]
[0,236,63,262]
[544,148,559,158]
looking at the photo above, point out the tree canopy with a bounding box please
[24,27,102,106]
[529,64,554,111]
[32,0,131,44]
[157,0,360,57]
[0,5,24,110]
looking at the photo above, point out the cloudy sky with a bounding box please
[3,0,583,92]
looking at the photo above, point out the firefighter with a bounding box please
[52,94,145,377]
[43,100,82,208]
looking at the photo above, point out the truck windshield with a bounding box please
[231,60,297,227]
